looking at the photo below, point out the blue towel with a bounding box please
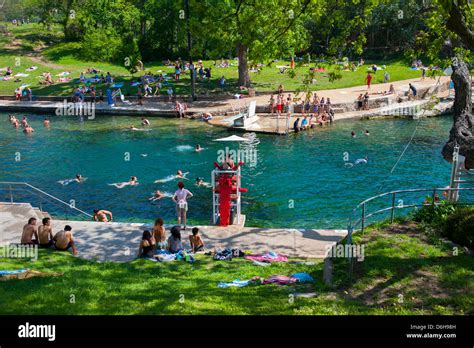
[217,279,250,288]
[0,269,28,276]
[290,272,315,283]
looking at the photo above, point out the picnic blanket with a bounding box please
[15,73,29,77]
[245,252,288,263]
[217,279,250,288]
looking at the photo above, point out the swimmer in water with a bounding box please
[129,125,139,130]
[154,171,189,183]
[141,118,150,126]
[365,130,370,136]
[149,190,164,201]
[75,174,84,183]
[351,131,356,138]
[109,176,139,188]
[12,118,19,128]
[21,116,28,128]
[195,177,212,188]
[354,156,368,165]
[195,144,203,152]
[23,125,34,134]
[93,209,113,222]
[44,118,50,127]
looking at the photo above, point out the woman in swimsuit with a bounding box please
[138,230,156,258]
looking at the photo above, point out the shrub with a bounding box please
[412,199,456,228]
[80,26,121,62]
[442,207,474,248]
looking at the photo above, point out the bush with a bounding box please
[412,199,457,228]
[80,26,121,62]
[442,207,474,248]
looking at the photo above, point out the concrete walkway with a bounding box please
[0,203,347,262]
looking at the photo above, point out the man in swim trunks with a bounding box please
[21,217,38,245]
[93,209,113,222]
[38,217,54,248]
[53,225,78,255]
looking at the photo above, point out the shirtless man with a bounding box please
[93,209,113,222]
[38,217,54,248]
[43,118,50,127]
[21,217,38,244]
[195,144,203,152]
[23,125,34,134]
[53,225,78,255]
[75,174,84,183]
[141,118,150,126]
[21,116,28,128]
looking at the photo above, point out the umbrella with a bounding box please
[213,135,250,142]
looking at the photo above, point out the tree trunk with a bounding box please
[441,59,474,168]
[237,43,250,87]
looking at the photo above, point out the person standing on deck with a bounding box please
[172,181,193,230]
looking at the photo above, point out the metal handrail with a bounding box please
[348,187,474,239]
[0,181,93,219]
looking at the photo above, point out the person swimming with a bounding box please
[195,144,203,152]
[75,174,84,183]
[354,156,368,165]
[148,190,173,201]
[351,131,356,138]
[154,171,189,183]
[141,118,150,126]
[109,176,139,188]
[23,125,34,134]
[195,177,212,188]
[44,118,50,127]
[58,175,87,185]
[365,130,370,136]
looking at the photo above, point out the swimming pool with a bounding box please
[0,113,453,228]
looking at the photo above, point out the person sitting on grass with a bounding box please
[38,217,54,248]
[93,209,113,222]
[53,225,78,255]
[167,226,183,253]
[189,227,205,252]
[137,230,156,258]
[21,217,38,245]
[152,218,167,250]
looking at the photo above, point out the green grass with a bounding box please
[1,220,472,315]
[0,22,423,97]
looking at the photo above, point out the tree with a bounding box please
[416,0,473,167]
[190,0,315,87]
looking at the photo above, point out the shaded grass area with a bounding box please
[0,219,472,315]
[332,220,474,315]
[0,23,422,97]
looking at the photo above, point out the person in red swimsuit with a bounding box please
[366,72,372,90]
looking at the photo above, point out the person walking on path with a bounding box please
[365,72,372,90]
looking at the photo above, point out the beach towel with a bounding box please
[213,248,233,261]
[57,71,70,77]
[175,250,195,263]
[245,252,288,263]
[252,260,271,267]
[156,254,176,262]
[0,76,12,81]
[111,82,124,88]
[217,279,250,288]
[262,275,298,285]
[290,272,314,283]
[0,269,28,276]
[15,73,29,77]
[26,66,38,72]
[0,270,63,281]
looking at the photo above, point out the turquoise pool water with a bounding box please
[0,113,453,228]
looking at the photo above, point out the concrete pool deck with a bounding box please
[0,203,348,262]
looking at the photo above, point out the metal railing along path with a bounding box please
[0,181,93,220]
[347,187,474,242]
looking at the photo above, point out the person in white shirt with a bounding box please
[172,181,193,230]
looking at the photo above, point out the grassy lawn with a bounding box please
[0,23,422,97]
[1,220,472,315]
